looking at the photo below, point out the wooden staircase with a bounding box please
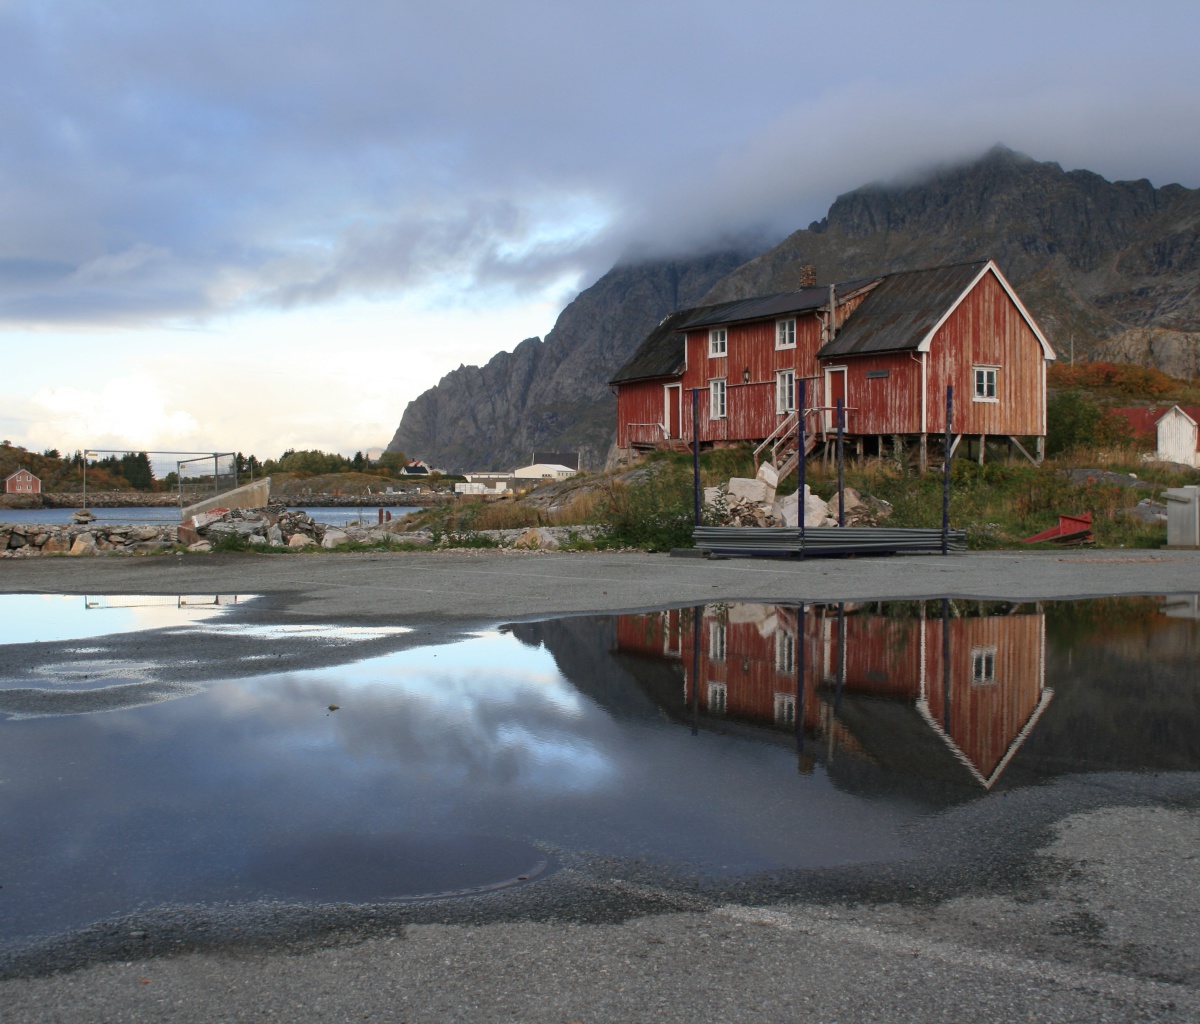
[754,410,820,482]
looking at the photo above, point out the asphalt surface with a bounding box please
[3,548,1200,1022]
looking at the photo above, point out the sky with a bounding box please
[1,1,1198,461]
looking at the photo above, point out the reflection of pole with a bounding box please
[691,604,702,736]
[797,379,806,560]
[941,597,951,732]
[836,602,845,712]
[82,454,87,510]
[796,604,805,753]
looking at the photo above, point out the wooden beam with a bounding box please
[1007,435,1038,466]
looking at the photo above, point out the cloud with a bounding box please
[27,375,200,450]
[0,1,1194,329]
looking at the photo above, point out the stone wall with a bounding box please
[2,522,179,557]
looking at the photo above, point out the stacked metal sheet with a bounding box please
[692,526,967,556]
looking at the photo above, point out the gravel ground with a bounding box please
[2,549,1199,1022]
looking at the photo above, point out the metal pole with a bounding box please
[942,386,953,556]
[82,454,87,510]
[798,380,806,560]
[836,398,845,527]
[692,388,701,527]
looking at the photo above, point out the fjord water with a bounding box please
[1,593,1197,943]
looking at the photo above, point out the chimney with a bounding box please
[797,264,817,288]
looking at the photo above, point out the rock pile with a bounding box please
[1,522,178,557]
[183,504,331,551]
[704,463,892,529]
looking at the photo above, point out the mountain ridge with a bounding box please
[389,147,1200,472]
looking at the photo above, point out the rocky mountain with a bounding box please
[705,147,1200,372]
[387,247,763,472]
[390,146,1200,471]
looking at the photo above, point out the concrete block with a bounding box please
[756,462,779,488]
[727,477,771,504]
[181,478,271,522]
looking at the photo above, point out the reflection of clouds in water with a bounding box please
[224,643,615,795]
[0,680,204,719]
[0,594,247,646]
[180,624,411,643]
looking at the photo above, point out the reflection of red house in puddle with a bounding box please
[613,601,1051,789]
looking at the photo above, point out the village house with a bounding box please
[1109,405,1200,468]
[4,467,41,494]
[610,259,1055,474]
[613,602,1051,790]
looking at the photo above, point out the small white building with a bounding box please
[1156,406,1200,468]
[512,462,578,483]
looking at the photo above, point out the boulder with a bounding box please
[288,533,317,549]
[267,525,284,546]
[512,527,559,550]
[703,486,724,507]
[728,477,773,504]
[773,487,833,528]
[756,462,779,489]
[41,535,70,554]
[69,533,97,556]
[187,540,213,553]
[247,534,268,545]
[321,529,349,549]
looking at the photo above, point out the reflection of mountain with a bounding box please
[609,601,1052,797]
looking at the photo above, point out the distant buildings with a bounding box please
[4,467,40,494]
[1109,405,1200,467]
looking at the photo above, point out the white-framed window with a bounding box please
[708,328,727,357]
[973,366,998,402]
[971,645,997,684]
[709,378,727,419]
[708,620,726,662]
[775,318,796,349]
[774,630,795,674]
[775,369,796,414]
[773,692,796,726]
[707,681,727,715]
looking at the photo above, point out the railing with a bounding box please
[626,422,668,447]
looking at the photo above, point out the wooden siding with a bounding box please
[924,270,1046,436]
[1157,408,1200,467]
[615,378,671,448]
[831,353,923,436]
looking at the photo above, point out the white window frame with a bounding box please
[708,328,727,357]
[775,317,796,350]
[971,645,997,685]
[774,630,795,674]
[708,620,726,662]
[773,692,796,726]
[973,366,999,403]
[775,369,796,414]
[709,378,727,420]
[707,681,727,715]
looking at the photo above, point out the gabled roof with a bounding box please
[4,468,39,482]
[818,259,1055,360]
[608,306,701,385]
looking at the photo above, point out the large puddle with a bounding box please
[1,592,1199,943]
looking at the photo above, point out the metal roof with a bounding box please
[817,260,991,358]
[607,307,697,384]
[677,278,879,331]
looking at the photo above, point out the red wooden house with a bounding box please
[4,467,41,494]
[613,601,1051,789]
[611,259,1055,472]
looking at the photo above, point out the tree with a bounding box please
[1046,392,1134,455]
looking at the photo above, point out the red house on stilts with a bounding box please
[610,259,1055,474]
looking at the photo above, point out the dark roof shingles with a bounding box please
[817,260,990,358]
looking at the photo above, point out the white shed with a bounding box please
[1157,406,1200,468]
